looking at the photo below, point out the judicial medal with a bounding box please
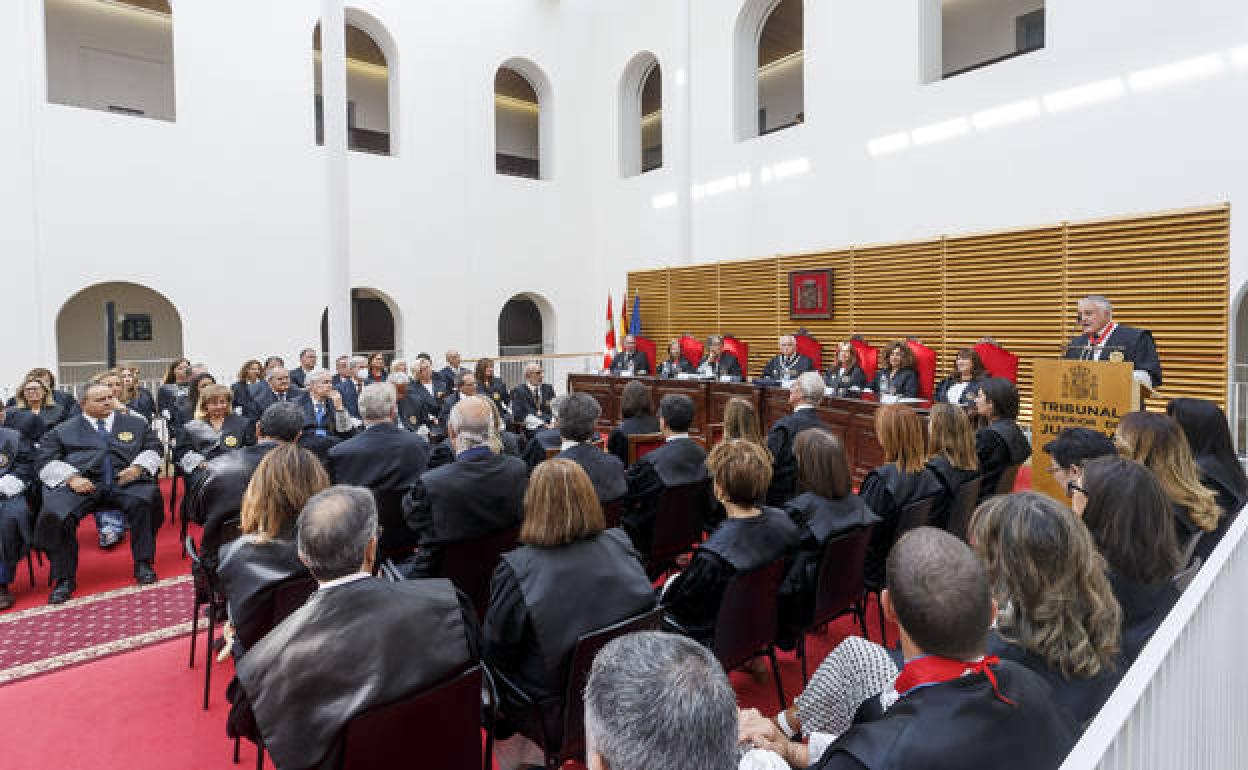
[1108,351,1125,363]
[493,392,501,400]
[0,454,9,468]
[223,435,239,448]
[118,431,135,442]
[409,415,420,425]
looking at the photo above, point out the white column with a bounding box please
[675,0,694,264]
[321,0,353,359]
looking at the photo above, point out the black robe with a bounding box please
[869,368,919,399]
[656,356,693,379]
[761,353,815,380]
[933,376,983,406]
[0,425,35,570]
[1064,323,1162,388]
[924,455,980,531]
[557,442,627,503]
[826,366,867,397]
[622,437,709,555]
[975,419,1030,502]
[216,530,307,639]
[661,507,799,642]
[858,463,945,586]
[1110,570,1180,665]
[231,577,478,770]
[986,631,1122,728]
[607,414,661,466]
[765,406,826,505]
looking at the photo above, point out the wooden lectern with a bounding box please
[1031,358,1142,501]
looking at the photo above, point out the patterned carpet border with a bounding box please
[0,574,192,625]
[0,621,192,685]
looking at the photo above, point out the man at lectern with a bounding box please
[1063,295,1162,388]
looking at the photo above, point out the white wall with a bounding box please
[2,0,1247,393]
[942,0,1044,75]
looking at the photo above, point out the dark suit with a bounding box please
[480,378,511,415]
[35,412,164,580]
[761,353,814,380]
[522,428,563,470]
[510,383,557,426]
[933,376,983,406]
[657,357,694,379]
[0,424,35,581]
[333,380,362,419]
[436,365,470,391]
[297,393,354,440]
[329,423,431,553]
[289,367,317,390]
[403,380,450,434]
[558,442,627,503]
[765,406,827,505]
[402,447,528,578]
[609,350,651,375]
[696,352,743,379]
[869,367,919,398]
[1065,323,1163,387]
[248,386,304,418]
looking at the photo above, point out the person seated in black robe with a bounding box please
[923,403,980,532]
[0,415,36,610]
[174,372,218,429]
[859,404,944,587]
[972,377,1030,502]
[484,460,655,766]
[695,334,743,380]
[34,382,165,604]
[13,378,67,433]
[521,396,565,471]
[217,444,327,655]
[972,492,1124,728]
[157,358,191,423]
[766,372,828,505]
[405,358,451,437]
[227,485,479,770]
[661,439,800,644]
[777,429,879,647]
[867,342,919,400]
[609,335,651,376]
[607,380,660,465]
[825,342,868,398]
[118,366,157,421]
[185,402,303,569]
[1073,456,1183,664]
[932,347,987,407]
[476,357,513,419]
[739,527,1076,770]
[510,362,557,432]
[327,383,430,558]
[1042,427,1117,500]
[1167,397,1247,563]
[761,334,815,381]
[553,394,626,504]
[656,339,694,379]
[402,395,527,579]
[1116,411,1223,570]
[622,393,709,556]
[174,383,253,489]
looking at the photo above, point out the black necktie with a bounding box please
[96,418,113,488]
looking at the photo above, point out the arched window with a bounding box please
[56,281,183,386]
[498,293,556,355]
[44,0,176,121]
[619,53,662,177]
[734,0,804,140]
[495,60,552,180]
[313,14,397,156]
[319,288,402,360]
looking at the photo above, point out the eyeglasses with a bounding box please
[1066,480,1087,496]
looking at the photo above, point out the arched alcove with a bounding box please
[619,52,662,177]
[494,58,553,180]
[44,0,177,121]
[734,0,804,140]
[55,281,183,386]
[319,287,403,360]
[498,292,556,356]
[313,9,399,155]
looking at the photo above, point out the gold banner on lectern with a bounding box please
[1030,358,1139,501]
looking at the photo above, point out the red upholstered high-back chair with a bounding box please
[794,331,822,371]
[974,340,1019,383]
[905,339,937,401]
[722,335,749,370]
[679,335,704,366]
[634,336,658,373]
[849,337,878,382]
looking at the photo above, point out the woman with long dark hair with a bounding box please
[934,348,987,406]
[867,342,918,399]
[972,377,1030,502]
[925,402,980,531]
[1166,397,1247,556]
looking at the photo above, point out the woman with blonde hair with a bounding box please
[925,402,980,532]
[859,404,943,584]
[14,377,67,431]
[232,359,263,419]
[174,384,252,478]
[484,459,654,769]
[721,396,766,450]
[119,365,157,420]
[1115,410,1220,566]
[217,444,329,640]
[971,492,1123,727]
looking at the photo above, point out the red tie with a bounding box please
[893,654,1015,706]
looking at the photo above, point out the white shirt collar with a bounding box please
[560,439,580,451]
[317,572,371,592]
[84,411,116,431]
[666,432,690,442]
[794,404,814,412]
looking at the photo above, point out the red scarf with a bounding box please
[894,654,1015,706]
[1087,322,1116,347]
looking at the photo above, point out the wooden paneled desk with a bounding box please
[568,374,930,483]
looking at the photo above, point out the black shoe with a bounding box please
[134,562,158,585]
[99,529,123,549]
[49,578,75,605]
[0,584,13,611]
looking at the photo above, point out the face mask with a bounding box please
[356,368,369,380]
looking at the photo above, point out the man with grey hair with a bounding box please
[1063,294,1162,388]
[584,631,738,770]
[328,384,430,557]
[248,366,303,416]
[405,357,450,435]
[402,395,527,578]
[229,485,478,770]
[521,394,565,471]
[766,371,829,505]
[762,334,815,381]
[609,335,651,376]
[436,349,469,392]
[696,335,743,380]
[297,368,353,440]
[334,355,368,419]
[555,392,627,503]
[510,362,557,430]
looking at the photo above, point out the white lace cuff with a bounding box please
[40,460,78,488]
[134,450,162,476]
[179,451,205,475]
[0,474,25,497]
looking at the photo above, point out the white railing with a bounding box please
[1229,380,1248,458]
[1060,503,1248,769]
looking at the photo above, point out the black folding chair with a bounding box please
[440,525,520,621]
[713,560,787,709]
[945,476,983,542]
[797,526,875,684]
[864,496,936,648]
[646,479,711,579]
[184,534,227,711]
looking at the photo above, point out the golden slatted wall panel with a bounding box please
[626,204,1229,411]
[1065,207,1229,410]
[776,250,856,364]
[851,240,944,350]
[944,227,1066,421]
[718,258,780,375]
